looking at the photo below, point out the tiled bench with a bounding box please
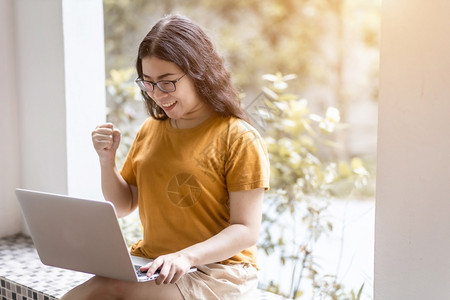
[0,234,285,300]
[0,235,92,300]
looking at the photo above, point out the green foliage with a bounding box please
[103,1,380,298]
[105,68,143,167]
[103,0,381,107]
[105,68,145,239]
[118,213,143,247]
[257,73,369,299]
[352,283,365,300]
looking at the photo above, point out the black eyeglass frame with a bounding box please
[135,74,186,93]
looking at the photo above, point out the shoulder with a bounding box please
[140,117,162,130]
[136,117,165,135]
[226,117,263,144]
[209,117,266,154]
[230,117,259,134]
[212,116,260,138]
[131,117,167,145]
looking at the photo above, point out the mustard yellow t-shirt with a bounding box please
[120,115,270,268]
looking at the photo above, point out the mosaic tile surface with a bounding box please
[0,234,285,299]
[0,234,92,299]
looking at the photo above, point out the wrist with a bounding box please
[99,157,116,168]
[179,249,198,267]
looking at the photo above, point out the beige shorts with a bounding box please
[175,263,259,300]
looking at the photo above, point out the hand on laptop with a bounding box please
[139,252,192,285]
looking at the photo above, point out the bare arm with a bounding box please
[92,123,138,217]
[142,187,264,284]
[99,163,138,218]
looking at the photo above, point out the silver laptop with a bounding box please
[15,188,196,282]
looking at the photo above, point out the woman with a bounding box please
[62,14,269,300]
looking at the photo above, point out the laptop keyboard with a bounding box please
[134,265,146,277]
[134,265,160,278]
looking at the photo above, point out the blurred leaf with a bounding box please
[356,283,365,300]
[338,161,352,177]
[294,290,304,298]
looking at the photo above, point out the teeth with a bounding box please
[161,101,176,108]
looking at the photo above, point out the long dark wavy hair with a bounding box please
[136,14,249,122]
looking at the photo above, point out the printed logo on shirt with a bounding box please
[167,172,202,207]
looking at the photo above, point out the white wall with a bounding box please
[0,0,22,237]
[375,1,450,299]
[0,0,105,237]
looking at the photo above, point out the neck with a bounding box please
[171,110,215,129]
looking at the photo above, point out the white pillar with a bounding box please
[62,0,106,198]
[0,0,22,237]
[14,0,69,195]
[14,0,105,199]
[375,1,450,299]
[0,0,106,237]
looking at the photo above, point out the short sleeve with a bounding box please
[225,129,270,192]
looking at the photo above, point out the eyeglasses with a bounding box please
[135,74,186,93]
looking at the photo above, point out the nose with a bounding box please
[151,87,168,101]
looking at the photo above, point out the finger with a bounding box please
[112,129,121,140]
[92,131,113,141]
[147,259,164,278]
[96,123,115,129]
[170,270,184,284]
[92,133,112,147]
[159,263,175,285]
[154,257,175,285]
[111,129,121,149]
[164,268,177,284]
[92,123,116,138]
[92,128,114,137]
[139,261,152,272]
[156,263,171,285]
[92,135,114,149]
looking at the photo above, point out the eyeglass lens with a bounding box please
[138,81,175,93]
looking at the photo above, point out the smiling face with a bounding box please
[141,56,213,128]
